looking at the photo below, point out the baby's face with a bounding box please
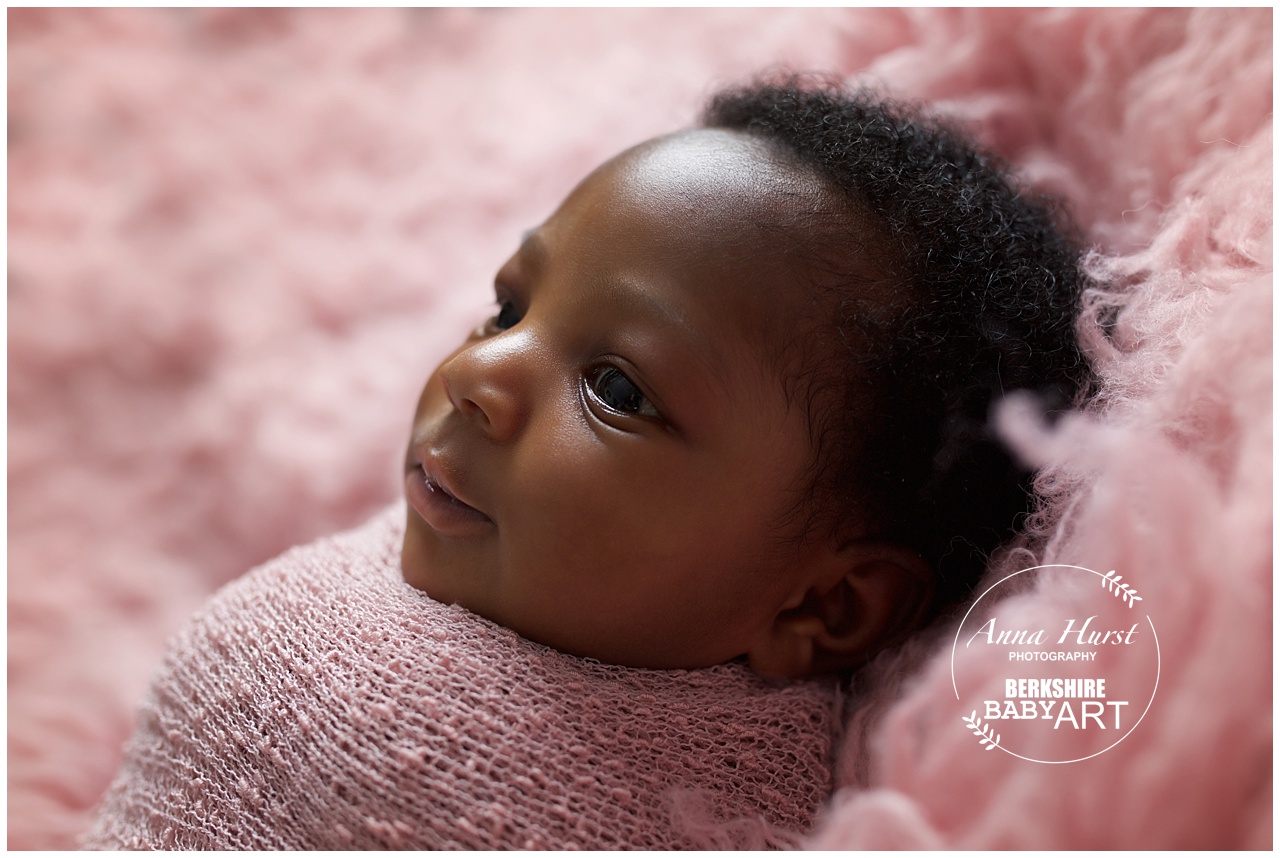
[402,129,841,669]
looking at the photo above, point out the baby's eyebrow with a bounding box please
[599,274,733,406]
[604,277,697,342]
[520,227,731,422]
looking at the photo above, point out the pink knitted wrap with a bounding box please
[81,506,838,850]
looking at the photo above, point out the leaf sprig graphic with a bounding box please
[1101,569,1142,607]
[962,710,1000,751]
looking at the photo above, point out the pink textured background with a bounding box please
[8,8,1272,849]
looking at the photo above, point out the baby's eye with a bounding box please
[586,365,659,419]
[492,300,523,332]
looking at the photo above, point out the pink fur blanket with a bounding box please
[9,8,1271,850]
[80,506,837,849]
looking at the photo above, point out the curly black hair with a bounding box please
[703,76,1092,612]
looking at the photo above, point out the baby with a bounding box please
[400,77,1088,678]
[86,77,1088,850]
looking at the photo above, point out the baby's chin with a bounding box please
[397,520,486,617]
[398,518,435,597]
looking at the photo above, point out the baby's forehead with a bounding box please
[534,128,901,391]
[604,130,897,314]
[560,132,835,313]
[606,129,841,241]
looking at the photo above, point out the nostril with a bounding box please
[441,372,485,422]
[457,395,488,425]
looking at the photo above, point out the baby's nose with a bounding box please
[439,332,535,443]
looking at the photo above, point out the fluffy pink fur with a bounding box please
[8,8,1271,849]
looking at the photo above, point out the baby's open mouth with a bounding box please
[406,463,493,535]
[424,472,484,515]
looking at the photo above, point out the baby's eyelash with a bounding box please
[485,285,526,333]
[584,364,662,421]
[492,299,522,331]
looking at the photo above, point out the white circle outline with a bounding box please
[949,564,1161,765]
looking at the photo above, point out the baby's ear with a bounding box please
[746,542,935,679]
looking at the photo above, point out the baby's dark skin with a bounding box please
[401,129,932,677]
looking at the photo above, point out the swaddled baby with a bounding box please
[83,508,836,849]
[85,77,1090,849]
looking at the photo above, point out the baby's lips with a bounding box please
[419,448,492,521]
